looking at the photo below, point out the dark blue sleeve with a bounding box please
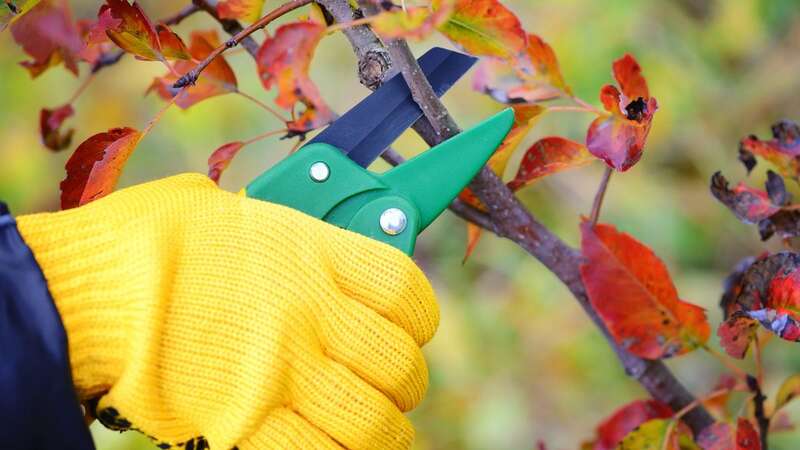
[0,202,95,450]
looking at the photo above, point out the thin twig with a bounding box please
[590,166,613,226]
[142,89,184,135]
[90,50,125,74]
[162,4,201,26]
[754,334,765,387]
[701,344,748,379]
[174,0,312,88]
[242,128,289,146]
[235,90,290,122]
[66,73,95,105]
[747,374,770,450]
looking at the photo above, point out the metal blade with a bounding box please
[306,47,477,168]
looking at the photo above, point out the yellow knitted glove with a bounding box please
[16,173,439,450]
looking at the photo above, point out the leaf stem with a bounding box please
[242,128,289,146]
[142,88,184,136]
[701,344,749,379]
[571,95,606,115]
[325,16,375,34]
[589,166,613,226]
[235,90,290,122]
[66,73,96,105]
[753,333,765,387]
[174,0,313,89]
[546,105,598,114]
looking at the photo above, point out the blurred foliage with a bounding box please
[2,0,800,449]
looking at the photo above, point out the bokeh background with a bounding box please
[2,0,800,448]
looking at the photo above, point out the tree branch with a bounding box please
[162,4,201,26]
[747,375,770,449]
[352,0,714,435]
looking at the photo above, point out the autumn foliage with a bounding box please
[5,0,800,448]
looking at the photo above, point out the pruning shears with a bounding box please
[246,47,514,255]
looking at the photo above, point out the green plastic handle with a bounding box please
[246,108,514,254]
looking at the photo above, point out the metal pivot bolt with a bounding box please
[379,208,407,235]
[309,161,330,182]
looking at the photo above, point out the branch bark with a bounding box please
[192,0,260,57]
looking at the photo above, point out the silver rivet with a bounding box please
[309,161,330,182]
[379,208,407,235]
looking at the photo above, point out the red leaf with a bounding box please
[437,0,526,59]
[717,312,759,359]
[736,418,761,450]
[10,0,83,78]
[257,21,334,133]
[507,137,593,191]
[60,127,142,209]
[586,54,658,171]
[99,0,189,62]
[76,14,119,65]
[217,0,265,23]
[207,141,245,184]
[149,30,238,109]
[710,172,781,224]
[472,33,569,103]
[739,120,800,179]
[591,399,673,450]
[580,221,710,359]
[719,252,800,345]
[40,103,74,151]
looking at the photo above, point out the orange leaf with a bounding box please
[372,0,453,41]
[586,54,658,171]
[463,222,483,263]
[437,0,526,59]
[739,120,800,180]
[257,21,334,134]
[149,30,238,109]
[472,33,569,103]
[580,221,710,359]
[60,127,142,209]
[208,141,246,184]
[10,0,83,78]
[40,103,74,151]
[589,399,672,450]
[507,137,593,191]
[217,0,265,23]
[97,0,188,62]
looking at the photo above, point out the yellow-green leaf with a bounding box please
[437,0,526,59]
[775,374,800,413]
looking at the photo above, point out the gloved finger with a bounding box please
[325,230,439,347]
[317,291,428,412]
[238,408,343,450]
[290,352,414,450]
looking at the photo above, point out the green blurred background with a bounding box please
[2,0,800,448]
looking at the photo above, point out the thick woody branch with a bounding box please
[315,0,394,89]
[352,0,714,435]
